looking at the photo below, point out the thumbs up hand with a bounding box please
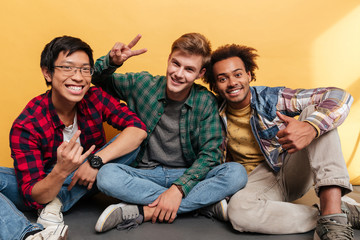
[276,112,317,153]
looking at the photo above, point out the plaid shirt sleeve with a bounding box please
[91,87,147,131]
[278,87,353,136]
[10,123,46,209]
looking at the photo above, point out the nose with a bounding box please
[174,67,184,78]
[228,76,237,87]
[71,68,83,81]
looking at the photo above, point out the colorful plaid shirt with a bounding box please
[219,86,353,172]
[10,87,146,209]
[92,54,223,196]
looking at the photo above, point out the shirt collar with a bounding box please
[47,90,86,130]
[46,90,64,130]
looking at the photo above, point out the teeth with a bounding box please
[67,86,82,91]
[228,89,240,94]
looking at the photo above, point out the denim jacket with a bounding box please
[219,86,353,172]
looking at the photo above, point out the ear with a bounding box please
[198,68,206,79]
[41,67,52,84]
[247,71,252,82]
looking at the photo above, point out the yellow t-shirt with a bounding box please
[226,104,265,174]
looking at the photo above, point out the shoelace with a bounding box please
[318,219,354,239]
[41,204,62,217]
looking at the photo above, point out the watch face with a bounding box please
[90,155,103,168]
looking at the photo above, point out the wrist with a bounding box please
[172,184,185,198]
[88,154,104,169]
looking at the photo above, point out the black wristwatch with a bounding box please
[88,154,104,169]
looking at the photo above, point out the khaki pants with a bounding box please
[227,106,352,234]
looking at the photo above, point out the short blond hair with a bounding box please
[171,33,211,69]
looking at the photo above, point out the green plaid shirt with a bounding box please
[92,54,222,196]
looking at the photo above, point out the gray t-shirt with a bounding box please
[138,98,186,169]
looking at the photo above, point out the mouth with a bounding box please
[170,76,184,85]
[226,87,243,96]
[66,84,84,94]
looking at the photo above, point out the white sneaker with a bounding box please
[198,199,229,221]
[25,225,68,240]
[37,197,64,228]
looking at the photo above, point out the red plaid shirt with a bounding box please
[10,87,146,209]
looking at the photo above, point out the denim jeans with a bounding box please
[0,135,139,240]
[97,161,247,213]
[0,180,42,240]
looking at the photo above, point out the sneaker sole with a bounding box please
[220,199,229,222]
[95,203,126,232]
[313,231,320,240]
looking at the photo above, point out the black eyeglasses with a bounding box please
[54,66,94,77]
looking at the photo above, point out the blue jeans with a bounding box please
[0,135,139,240]
[0,181,42,240]
[97,162,247,213]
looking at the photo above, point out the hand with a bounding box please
[55,130,95,181]
[276,112,317,153]
[148,185,183,223]
[68,161,98,191]
[109,34,147,66]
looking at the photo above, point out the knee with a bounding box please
[96,163,118,191]
[222,162,248,191]
[228,192,256,231]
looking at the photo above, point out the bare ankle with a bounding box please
[143,206,155,222]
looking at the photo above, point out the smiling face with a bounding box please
[42,50,91,109]
[166,50,205,101]
[213,56,252,109]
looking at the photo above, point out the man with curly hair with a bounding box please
[204,44,359,240]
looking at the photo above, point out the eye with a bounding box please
[217,77,227,83]
[82,67,91,73]
[172,60,180,67]
[235,72,242,78]
[62,66,73,71]
[186,67,195,73]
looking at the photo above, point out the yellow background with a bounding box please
[0,0,359,183]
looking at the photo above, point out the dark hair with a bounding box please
[40,36,94,86]
[171,33,211,70]
[204,44,259,92]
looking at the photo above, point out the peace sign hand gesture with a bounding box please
[109,34,147,66]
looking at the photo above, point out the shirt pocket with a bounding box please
[257,125,279,140]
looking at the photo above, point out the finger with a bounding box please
[65,130,81,149]
[287,148,299,154]
[128,34,142,49]
[168,212,176,223]
[164,210,172,222]
[73,145,84,165]
[68,175,78,191]
[157,209,166,223]
[148,198,159,208]
[67,143,82,161]
[276,129,287,139]
[152,207,160,223]
[80,145,96,162]
[87,181,94,190]
[277,132,288,143]
[130,48,148,57]
[57,141,68,152]
[276,112,293,125]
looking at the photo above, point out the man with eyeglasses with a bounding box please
[0,36,147,240]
